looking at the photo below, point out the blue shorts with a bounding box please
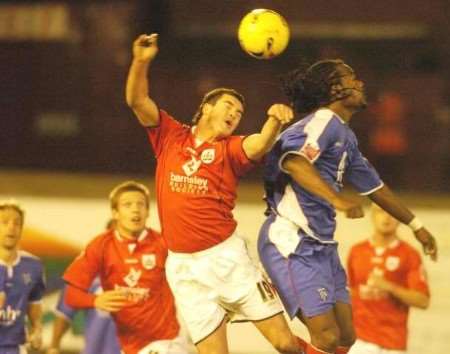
[258,215,350,319]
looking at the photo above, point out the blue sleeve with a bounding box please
[55,286,76,320]
[0,265,6,292]
[281,115,339,165]
[345,145,383,195]
[29,263,46,302]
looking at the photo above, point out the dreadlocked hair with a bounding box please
[282,59,345,114]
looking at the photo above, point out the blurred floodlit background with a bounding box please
[0,0,449,353]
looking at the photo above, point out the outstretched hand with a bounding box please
[94,290,128,313]
[267,104,294,125]
[132,33,159,62]
[414,228,438,261]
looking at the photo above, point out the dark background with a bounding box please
[1,0,449,192]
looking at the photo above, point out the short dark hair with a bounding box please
[192,88,245,123]
[282,59,345,114]
[109,181,150,210]
[0,200,25,225]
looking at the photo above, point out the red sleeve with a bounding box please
[227,135,255,177]
[146,110,184,158]
[63,236,103,290]
[406,248,430,296]
[65,284,96,309]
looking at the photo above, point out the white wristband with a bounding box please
[408,217,424,232]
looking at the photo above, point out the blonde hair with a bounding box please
[109,181,150,210]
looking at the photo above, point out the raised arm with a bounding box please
[283,154,364,218]
[369,185,438,260]
[126,33,160,127]
[243,104,293,161]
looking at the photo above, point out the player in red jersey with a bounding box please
[63,181,189,354]
[126,33,307,354]
[347,204,430,354]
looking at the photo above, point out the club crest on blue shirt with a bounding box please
[142,254,156,270]
[22,272,32,286]
[200,148,215,164]
[300,141,320,161]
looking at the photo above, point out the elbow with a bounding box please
[420,296,430,309]
[416,295,430,309]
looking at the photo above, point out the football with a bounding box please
[237,9,290,59]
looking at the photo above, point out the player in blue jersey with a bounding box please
[47,278,121,354]
[258,59,438,354]
[0,200,45,354]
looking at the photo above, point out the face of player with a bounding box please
[335,64,367,111]
[205,94,244,138]
[0,208,23,250]
[112,191,149,239]
[371,205,399,237]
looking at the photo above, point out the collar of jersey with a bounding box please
[369,237,400,251]
[0,251,21,267]
[114,229,148,243]
[317,108,346,124]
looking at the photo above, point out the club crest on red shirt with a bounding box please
[142,254,156,270]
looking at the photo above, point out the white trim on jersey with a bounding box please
[277,184,337,244]
[278,150,311,174]
[359,182,384,196]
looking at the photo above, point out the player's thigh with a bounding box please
[195,317,229,354]
[218,236,283,321]
[165,254,226,345]
[301,307,340,341]
[333,301,355,344]
[252,312,298,349]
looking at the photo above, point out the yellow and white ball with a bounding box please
[238,9,290,59]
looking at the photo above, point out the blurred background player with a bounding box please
[0,264,5,309]
[47,220,120,354]
[347,204,430,354]
[46,278,121,354]
[0,200,45,353]
[62,181,188,354]
[258,59,438,354]
[126,33,307,354]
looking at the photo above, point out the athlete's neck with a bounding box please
[115,227,140,241]
[371,232,398,247]
[0,247,18,265]
[195,119,223,143]
[325,104,353,123]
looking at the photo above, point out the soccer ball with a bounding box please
[238,9,290,59]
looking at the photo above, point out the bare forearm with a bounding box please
[244,117,282,160]
[27,303,43,331]
[386,283,430,309]
[369,185,415,224]
[126,59,150,106]
[283,154,339,204]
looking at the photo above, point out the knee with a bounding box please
[340,329,356,347]
[311,328,340,352]
[271,335,300,354]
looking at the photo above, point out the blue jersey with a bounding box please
[55,278,120,354]
[0,251,45,347]
[264,108,383,242]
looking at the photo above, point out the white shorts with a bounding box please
[120,333,190,354]
[348,339,406,354]
[166,234,284,344]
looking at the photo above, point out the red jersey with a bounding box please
[347,239,429,350]
[147,110,254,253]
[63,229,179,354]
